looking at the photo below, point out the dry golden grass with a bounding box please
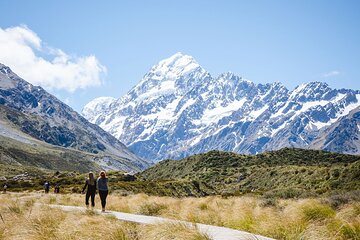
[0,192,210,240]
[0,192,359,240]
[139,222,211,240]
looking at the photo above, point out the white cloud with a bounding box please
[0,25,106,92]
[321,70,340,78]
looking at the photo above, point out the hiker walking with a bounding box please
[82,172,96,208]
[54,184,60,194]
[44,181,50,193]
[3,184,7,193]
[97,171,108,212]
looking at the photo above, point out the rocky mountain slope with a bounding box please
[83,53,360,161]
[0,63,151,171]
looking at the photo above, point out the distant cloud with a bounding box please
[321,70,340,78]
[0,25,106,92]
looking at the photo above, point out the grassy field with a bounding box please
[0,192,358,240]
[0,192,210,240]
[0,148,359,239]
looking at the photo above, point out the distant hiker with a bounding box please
[97,171,109,212]
[54,184,60,194]
[82,172,97,208]
[44,181,50,193]
[3,184,7,193]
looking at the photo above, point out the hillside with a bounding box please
[0,63,151,171]
[0,133,148,175]
[140,148,360,196]
[1,148,359,198]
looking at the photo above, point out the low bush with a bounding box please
[340,222,360,239]
[260,197,278,207]
[264,188,314,199]
[302,204,335,221]
[325,190,360,209]
[137,202,168,216]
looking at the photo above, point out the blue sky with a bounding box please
[0,0,359,112]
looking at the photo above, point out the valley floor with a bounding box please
[0,192,359,239]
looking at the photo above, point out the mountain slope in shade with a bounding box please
[0,63,151,171]
[310,106,360,154]
[83,53,360,161]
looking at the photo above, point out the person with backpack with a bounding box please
[44,181,50,193]
[97,171,108,212]
[54,184,60,194]
[82,172,97,208]
[3,184,7,193]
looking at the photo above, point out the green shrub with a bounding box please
[332,169,341,178]
[71,186,81,193]
[260,198,278,207]
[302,204,335,221]
[198,203,208,210]
[340,223,360,239]
[48,196,57,204]
[264,188,306,199]
[137,202,167,216]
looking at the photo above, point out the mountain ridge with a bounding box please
[0,63,151,171]
[82,53,360,161]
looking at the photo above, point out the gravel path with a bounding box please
[49,204,274,240]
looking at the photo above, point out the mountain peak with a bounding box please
[158,52,195,68]
[290,81,331,100]
[0,63,10,73]
[129,53,209,99]
[218,72,239,79]
[0,63,23,89]
[147,52,205,81]
[0,63,15,77]
[83,54,360,160]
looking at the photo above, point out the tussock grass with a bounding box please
[1,192,359,239]
[0,193,209,240]
[7,201,22,214]
[137,202,168,216]
[84,209,99,216]
[139,222,211,240]
[30,207,65,240]
[0,226,4,240]
[302,203,336,221]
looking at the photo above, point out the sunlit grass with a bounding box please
[0,192,359,239]
[139,222,211,240]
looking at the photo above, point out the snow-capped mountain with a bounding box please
[0,63,151,171]
[82,52,360,161]
[310,105,360,153]
[82,96,116,124]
